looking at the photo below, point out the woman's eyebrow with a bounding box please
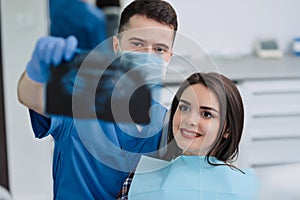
[200,106,219,113]
[179,99,190,105]
[180,99,219,113]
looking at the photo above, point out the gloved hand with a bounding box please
[26,35,78,83]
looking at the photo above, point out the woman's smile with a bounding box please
[180,128,202,139]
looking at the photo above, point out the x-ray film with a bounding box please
[46,51,153,124]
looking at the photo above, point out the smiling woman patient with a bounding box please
[117,72,259,200]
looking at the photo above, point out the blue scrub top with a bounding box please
[29,102,167,199]
[49,0,107,50]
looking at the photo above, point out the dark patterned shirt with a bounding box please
[117,172,135,200]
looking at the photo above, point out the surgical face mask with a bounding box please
[160,58,169,79]
[117,38,169,81]
[118,50,168,83]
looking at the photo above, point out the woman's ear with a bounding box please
[223,129,230,139]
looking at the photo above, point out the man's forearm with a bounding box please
[17,72,45,115]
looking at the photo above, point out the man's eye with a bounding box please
[154,46,167,54]
[179,105,190,112]
[131,42,143,48]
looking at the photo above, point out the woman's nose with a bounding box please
[186,112,200,127]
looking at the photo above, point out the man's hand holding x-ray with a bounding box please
[26,35,166,124]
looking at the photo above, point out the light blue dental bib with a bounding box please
[128,156,259,200]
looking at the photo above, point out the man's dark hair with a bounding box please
[96,0,120,8]
[118,0,178,33]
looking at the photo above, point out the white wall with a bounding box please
[1,0,53,199]
[123,0,300,55]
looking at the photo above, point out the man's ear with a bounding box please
[112,36,119,53]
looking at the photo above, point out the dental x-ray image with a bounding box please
[46,50,163,124]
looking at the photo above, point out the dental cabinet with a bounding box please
[161,55,300,172]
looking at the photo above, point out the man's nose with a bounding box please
[142,46,154,53]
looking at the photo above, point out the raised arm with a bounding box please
[17,36,78,116]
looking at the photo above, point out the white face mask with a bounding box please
[118,50,168,83]
[161,60,169,79]
[117,39,169,81]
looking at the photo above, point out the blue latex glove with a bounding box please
[26,35,78,83]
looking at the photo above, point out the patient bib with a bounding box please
[128,155,259,200]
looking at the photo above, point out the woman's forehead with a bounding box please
[180,84,220,108]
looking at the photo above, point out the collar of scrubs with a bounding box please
[128,155,259,200]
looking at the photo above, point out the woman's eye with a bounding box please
[179,104,190,112]
[202,111,213,118]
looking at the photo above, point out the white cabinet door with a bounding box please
[238,79,300,168]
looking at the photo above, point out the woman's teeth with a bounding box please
[181,129,201,138]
